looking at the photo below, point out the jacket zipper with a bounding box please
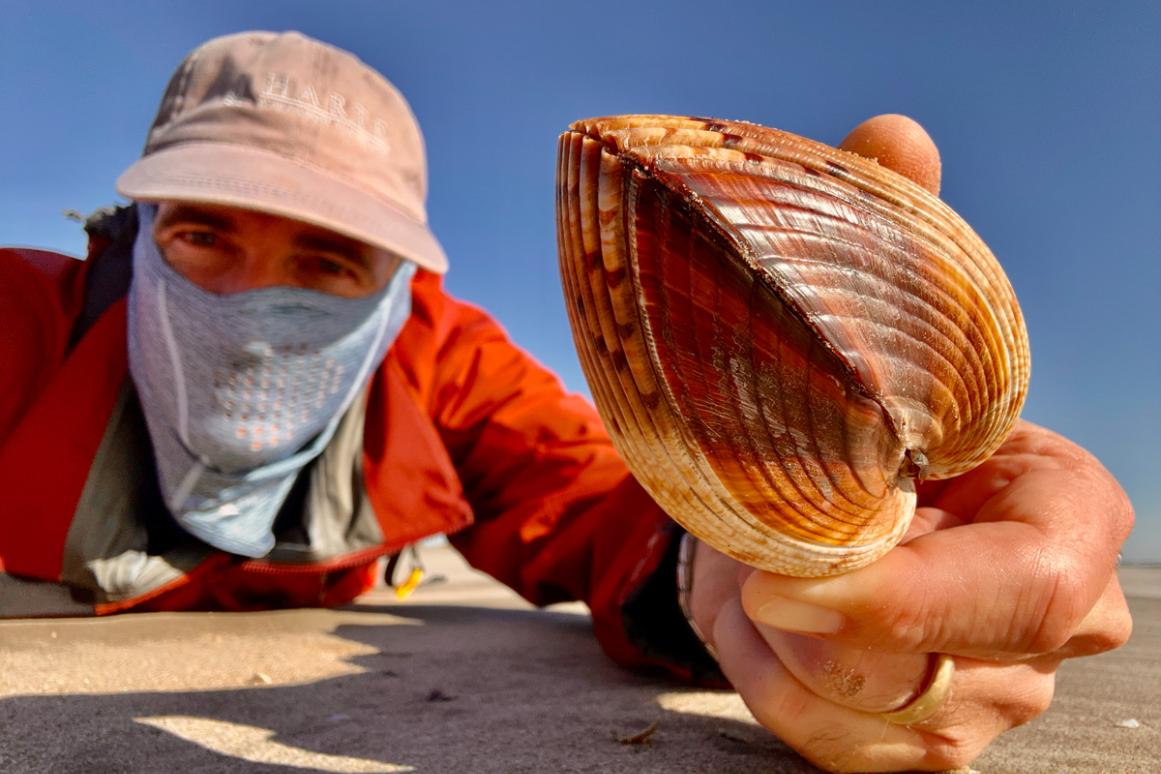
[237,544,394,575]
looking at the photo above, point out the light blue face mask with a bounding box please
[127,206,416,557]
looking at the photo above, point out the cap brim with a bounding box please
[116,143,448,274]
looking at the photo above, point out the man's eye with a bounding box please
[317,258,348,275]
[180,231,218,247]
[304,256,359,280]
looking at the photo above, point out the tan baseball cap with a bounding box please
[117,31,448,274]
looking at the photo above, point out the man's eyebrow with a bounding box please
[293,233,373,267]
[156,205,236,232]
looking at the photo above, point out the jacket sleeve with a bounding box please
[0,248,88,445]
[418,278,719,681]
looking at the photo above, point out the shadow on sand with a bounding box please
[0,602,818,773]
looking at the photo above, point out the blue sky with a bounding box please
[2,1,1158,561]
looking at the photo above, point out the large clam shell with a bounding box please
[556,115,1030,577]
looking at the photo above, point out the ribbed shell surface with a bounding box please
[557,115,1030,576]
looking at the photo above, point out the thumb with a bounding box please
[839,114,942,196]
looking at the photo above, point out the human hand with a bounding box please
[685,116,1135,772]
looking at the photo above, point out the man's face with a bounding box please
[152,202,404,298]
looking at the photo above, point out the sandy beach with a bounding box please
[1,546,1157,773]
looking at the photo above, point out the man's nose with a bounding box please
[206,253,288,295]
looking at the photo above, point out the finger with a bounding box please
[742,437,1133,655]
[753,625,1057,730]
[754,625,931,713]
[720,602,1056,771]
[712,596,931,772]
[1054,572,1133,659]
[901,504,968,543]
[839,114,941,195]
[921,420,1115,522]
[688,539,745,650]
[743,519,1091,658]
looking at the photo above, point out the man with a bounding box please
[0,31,1134,772]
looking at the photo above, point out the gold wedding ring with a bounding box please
[880,653,955,726]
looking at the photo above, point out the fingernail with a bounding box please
[755,596,844,635]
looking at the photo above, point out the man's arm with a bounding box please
[0,247,89,445]
[406,274,717,679]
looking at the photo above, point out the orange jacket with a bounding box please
[0,217,717,679]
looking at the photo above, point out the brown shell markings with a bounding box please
[556,115,1030,577]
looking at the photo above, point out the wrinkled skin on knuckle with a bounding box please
[919,733,987,773]
[1017,460,1133,657]
[909,703,991,770]
[901,661,1054,771]
[1074,462,1135,556]
[919,674,1050,771]
[1047,428,1134,549]
[1026,548,1091,654]
[792,728,895,774]
[1104,474,1136,546]
[977,663,1060,729]
[1066,586,1133,657]
[1008,672,1057,727]
[872,581,941,652]
[1094,604,1134,653]
[755,675,815,731]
